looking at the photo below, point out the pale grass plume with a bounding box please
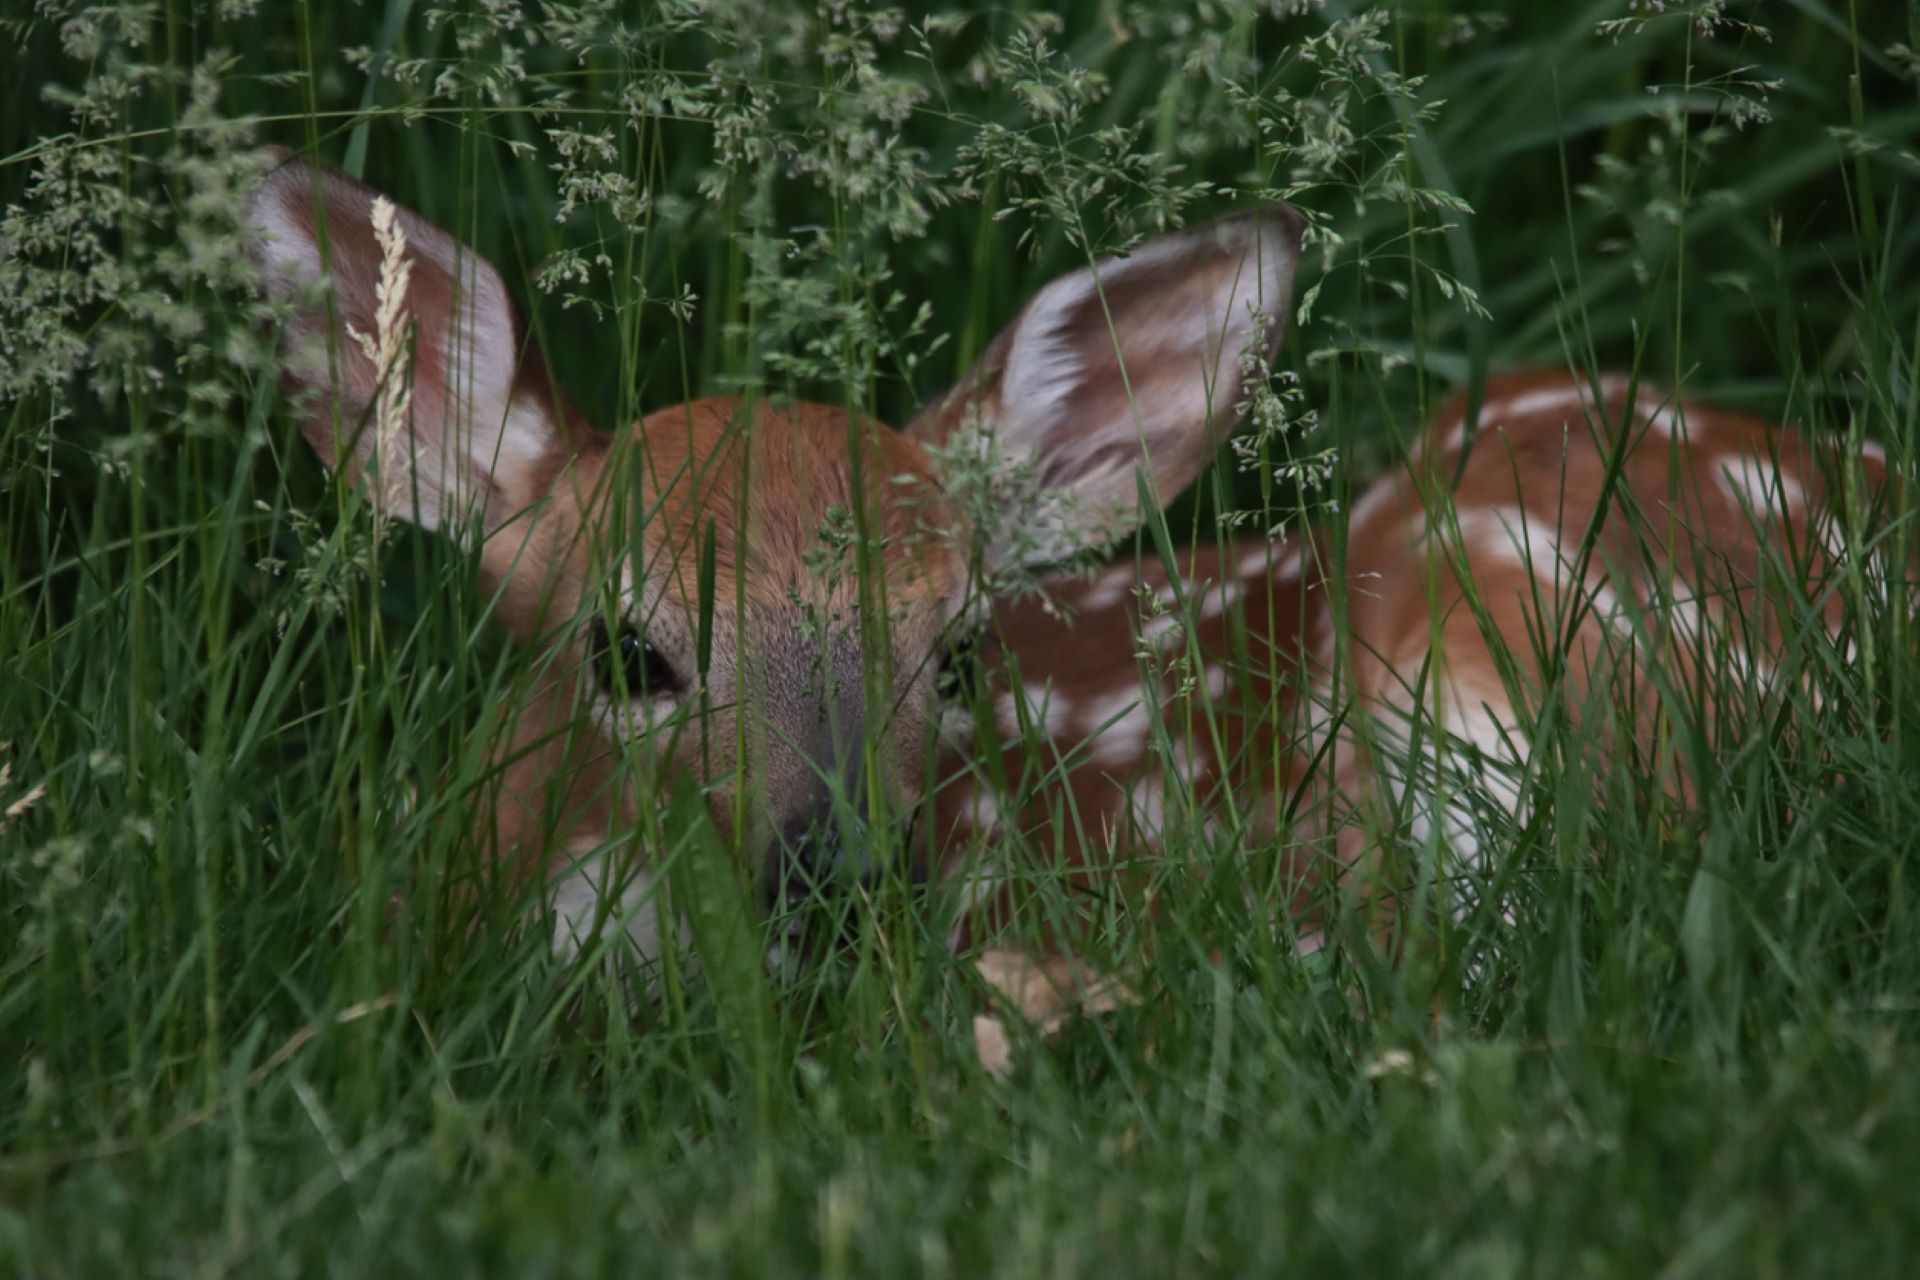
[343,195,416,537]
[0,743,47,836]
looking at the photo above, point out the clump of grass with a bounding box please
[4,2,1920,1277]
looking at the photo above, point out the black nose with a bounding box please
[777,817,837,899]
[771,790,873,910]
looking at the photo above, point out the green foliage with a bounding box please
[4,1,1920,1276]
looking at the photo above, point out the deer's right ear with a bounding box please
[246,148,576,539]
[907,206,1301,571]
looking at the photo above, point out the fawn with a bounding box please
[245,151,1299,980]
[249,153,1892,1049]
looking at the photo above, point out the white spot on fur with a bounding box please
[1345,479,1405,536]
[1716,451,1805,520]
[1448,504,1638,646]
[1309,603,1337,661]
[1200,576,1244,620]
[1164,732,1193,775]
[1081,562,1137,611]
[999,681,1073,738]
[1240,543,1304,583]
[1126,776,1168,836]
[961,785,1003,834]
[1442,376,1624,453]
[1666,589,1775,687]
[1667,593,1711,650]
[1452,505,1561,576]
[1416,418,1460,464]
[1140,611,1184,649]
[1083,686,1151,766]
[1633,391,1686,440]
[995,689,1020,735]
[1489,382,1600,422]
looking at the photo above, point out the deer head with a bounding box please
[246,148,1300,964]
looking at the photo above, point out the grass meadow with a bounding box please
[5,0,1920,1275]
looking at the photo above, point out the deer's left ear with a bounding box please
[907,205,1302,568]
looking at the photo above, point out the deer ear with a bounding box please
[908,206,1301,570]
[246,148,576,538]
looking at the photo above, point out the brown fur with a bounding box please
[939,372,1895,977]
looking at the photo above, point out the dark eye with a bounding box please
[588,618,679,699]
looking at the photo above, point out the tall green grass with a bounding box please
[4,1,1920,1275]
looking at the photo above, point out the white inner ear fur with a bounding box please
[438,245,519,451]
[251,196,326,291]
[1000,268,1095,432]
[414,233,531,531]
[998,218,1295,481]
[252,167,561,537]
